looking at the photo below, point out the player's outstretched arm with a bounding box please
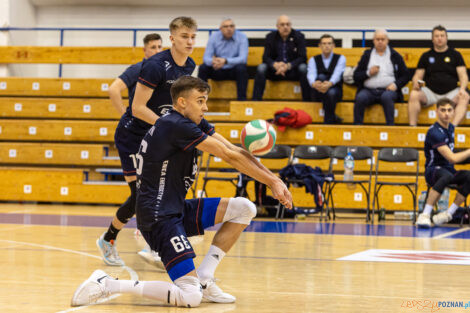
[210,132,275,178]
[108,78,128,116]
[438,145,470,164]
[197,135,292,209]
[132,82,160,125]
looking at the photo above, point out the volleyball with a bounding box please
[240,119,277,156]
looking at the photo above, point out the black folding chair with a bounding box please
[371,148,419,223]
[249,145,292,219]
[280,145,332,220]
[201,153,243,198]
[325,146,373,221]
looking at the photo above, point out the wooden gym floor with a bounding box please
[1,203,470,313]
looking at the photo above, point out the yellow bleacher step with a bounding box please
[0,142,120,166]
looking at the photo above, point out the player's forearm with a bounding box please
[225,149,279,187]
[108,90,126,116]
[237,147,278,181]
[452,150,470,164]
[132,105,159,125]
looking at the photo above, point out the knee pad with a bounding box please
[222,197,257,225]
[116,181,136,223]
[174,276,202,308]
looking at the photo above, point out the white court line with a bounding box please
[432,227,470,239]
[0,239,138,313]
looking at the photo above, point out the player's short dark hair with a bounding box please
[171,76,210,102]
[169,16,197,33]
[432,25,447,36]
[436,97,456,109]
[319,34,334,43]
[143,33,162,45]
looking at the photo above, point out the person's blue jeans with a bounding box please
[311,73,343,124]
[354,87,397,125]
[252,63,310,101]
[198,63,248,100]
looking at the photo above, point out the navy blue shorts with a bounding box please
[140,197,221,281]
[114,121,144,177]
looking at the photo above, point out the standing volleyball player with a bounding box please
[96,17,197,267]
[71,76,292,308]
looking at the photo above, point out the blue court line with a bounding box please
[0,212,466,239]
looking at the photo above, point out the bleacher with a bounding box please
[1,45,470,215]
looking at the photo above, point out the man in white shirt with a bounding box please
[353,29,410,125]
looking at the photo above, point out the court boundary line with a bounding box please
[0,239,138,313]
[432,227,470,239]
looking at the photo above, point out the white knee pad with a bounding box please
[222,197,257,225]
[174,276,202,308]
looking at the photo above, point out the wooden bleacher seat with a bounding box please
[0,119,117,142]
[0,142,119,166]
[2,46,470,69]
[0,165,456,211]
[4,119,470,148]
[228,101,470,125]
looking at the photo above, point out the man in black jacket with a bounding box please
[353,29,410,125]
[252,15,309,101]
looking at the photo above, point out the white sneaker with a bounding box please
[71,270,111,307]
[201,279,236,303]
[138,248,165,270]
[416,213,432,228]
[432,211,453,226]
[96,233,125,266]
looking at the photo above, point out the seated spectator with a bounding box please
[408,25,469,126]
[307,34,346,124]
[252,15,309,101]
[353,29,409,125]
[198,17,248,100]
[416,98,470,228]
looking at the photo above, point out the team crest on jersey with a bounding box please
[444,57,450,63]
[164,61,172,71]
[429,57,435,64]
[158,104,173,116]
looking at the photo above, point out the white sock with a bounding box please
[197,245,225,282]
[423,204,434,215]
[106,278,176,304]
[447,203,459,216]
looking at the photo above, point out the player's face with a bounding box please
[432,30,448,49]
[220,19,235,39]
[373,33,388,52]
[170,27,196,56]
[319,37,334,55]
[437,104,454,125]
[143,39,163,59]
[182,89,208,124]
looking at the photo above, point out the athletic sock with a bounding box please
[447,203,459,216]
[105,278,176,303]
[423,204,434,215]
[104,223,120,242]
[196,245,225,282]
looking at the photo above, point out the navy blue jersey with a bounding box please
[120,49,195,136]
[119,59,143,112]
[424,122,455,170]
[136,110,215,231]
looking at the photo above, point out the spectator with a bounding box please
[416,98,470,228]
[252,15,309,101]
[307,34,346,124]
[408,25,469,126]
[353,29,409,125]
[198,18,248,100]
